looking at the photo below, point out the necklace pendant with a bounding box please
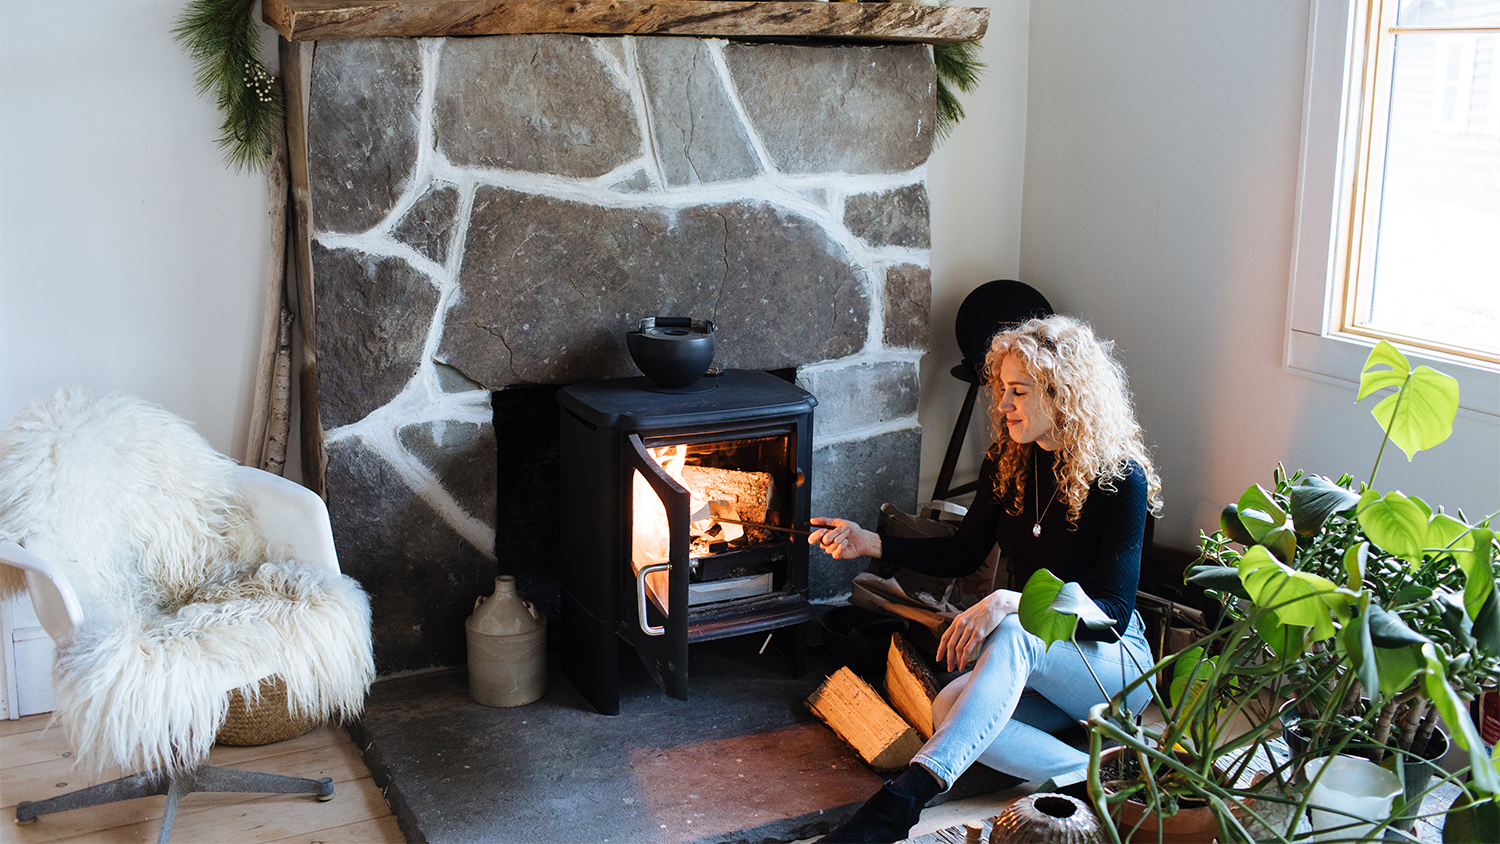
[1032,523,1043,538]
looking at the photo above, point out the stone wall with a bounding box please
[304,34,935,674]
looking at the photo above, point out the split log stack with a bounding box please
[806,633,939,771]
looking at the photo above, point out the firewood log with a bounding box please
[885,632,940,739]
[806,666,922,772]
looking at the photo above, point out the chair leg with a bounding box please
[14,764,336,843]
[16,770,171,824]
[157,774,190,844]
[190,765,335,800]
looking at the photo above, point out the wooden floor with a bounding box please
[0,715,403,844]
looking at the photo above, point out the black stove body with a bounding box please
[556,370,817,715]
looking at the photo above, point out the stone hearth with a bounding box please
[300,34,936,674]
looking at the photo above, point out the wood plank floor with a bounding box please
[0,715,402,844]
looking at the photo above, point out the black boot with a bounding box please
[822,768,939,843]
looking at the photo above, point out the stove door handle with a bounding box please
[636,562,673,636]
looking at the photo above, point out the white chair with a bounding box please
[0,389,374,844]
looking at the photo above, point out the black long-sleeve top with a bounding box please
[881,448,1147,640]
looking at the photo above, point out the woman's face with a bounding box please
[997,354,1059,451]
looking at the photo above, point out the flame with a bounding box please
[631,445,701,567]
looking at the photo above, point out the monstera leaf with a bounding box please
[1237,545,1354,641]
[1358,490,1429,565]
[1017,569,1116,650]
[1358,341,1460,462]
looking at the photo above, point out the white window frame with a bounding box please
[1286,0,1500,418]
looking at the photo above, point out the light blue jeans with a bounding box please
[912,610,1153,790]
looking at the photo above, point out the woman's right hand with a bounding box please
[808,517,882,560]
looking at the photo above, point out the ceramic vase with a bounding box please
[465,575,547,707]
[989,793,1101,844]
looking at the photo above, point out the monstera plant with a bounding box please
[1019,341,1499,842]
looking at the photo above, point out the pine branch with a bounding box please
[173,0,284,173]
[933,39,986,143]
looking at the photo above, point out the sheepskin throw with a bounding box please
[0,388,374,777]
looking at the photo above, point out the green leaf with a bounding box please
[1436,590,1475,648]
[1358,340,1413,401]
[1428,513,1474,555]
[1050,582,1117,631]
[1291,476,1362,534]
[1185,564,1249,599]
[1358,490,1430,564]
[1237,485,1286,542]
[1373,642,1425,697]
[1343,542,1369,591]
[1254,611,1307,665]
[1421,643,1500,793]
[1168,646,1210,709]
[1238,545,1352,640]
[1220,503,1256,546]
[1367,603,1430,648]
[1262,525,1299,564]
[1443,787,1500,843]
[1394,582,1435,604]
[1017,569,1077,649]
[1456,528,1497,619]
[1342,594,1380,698]
[1361,357,1461,461]
[1473,589,1500,656]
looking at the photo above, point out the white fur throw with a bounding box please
[0,388,374,777]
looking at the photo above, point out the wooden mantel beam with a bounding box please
[263,0,988,45]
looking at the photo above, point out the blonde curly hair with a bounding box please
[982,314,1163,524]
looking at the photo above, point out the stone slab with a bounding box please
[397,419,498,528]
[312,244,440,430]
[797,361,920,441]
[392,182,461,265]
[883,264,932,351]
[845,184,931,249]
[637,38,761,186]
[307,38,423,234]
[809,428,922,599]
[326,438,498,673]
[353,644,880,844]
[434,35,640,178]
[438,192,868,388]
[725,42,935,175]
[353,633,1018,844]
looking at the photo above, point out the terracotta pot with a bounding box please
[1099,746,1220,844]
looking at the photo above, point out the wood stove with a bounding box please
[556,369,817,715]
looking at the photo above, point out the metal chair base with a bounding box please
[15,765,335,844]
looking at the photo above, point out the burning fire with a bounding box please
[631,444,778,568]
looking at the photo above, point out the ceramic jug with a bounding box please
[465,575,546,707]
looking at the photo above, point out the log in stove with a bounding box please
[556,369,817,715]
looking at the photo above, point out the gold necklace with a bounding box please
[1033,449,1058,537]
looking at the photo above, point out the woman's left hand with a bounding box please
[936,589,1021,672]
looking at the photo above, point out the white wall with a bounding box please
[0,0,278,458]
[921,0,1032,506]
[1019,0,1500,551]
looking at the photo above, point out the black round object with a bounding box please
[954,280,1053,371]
[820,605,910,680]
[626,317,716,389]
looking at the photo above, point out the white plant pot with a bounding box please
[1306,755,1402,842]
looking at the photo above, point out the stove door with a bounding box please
[622,434,691,700]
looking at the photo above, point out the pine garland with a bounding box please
[173,0,283,173]
[934,38,985,143]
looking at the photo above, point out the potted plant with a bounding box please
[1017,341,1499,843]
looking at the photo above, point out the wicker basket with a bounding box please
[215,676,320,746]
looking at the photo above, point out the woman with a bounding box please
[810,315,1163,843]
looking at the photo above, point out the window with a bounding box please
[1288,0,1500,413]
